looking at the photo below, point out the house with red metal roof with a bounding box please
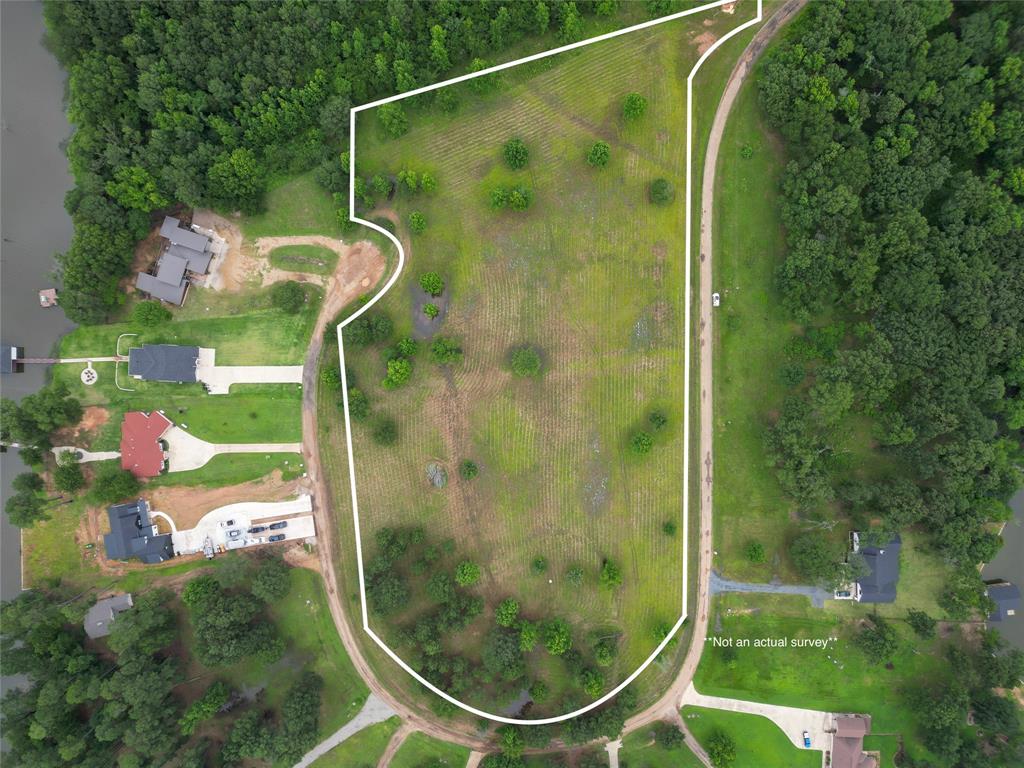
[120,411,173,478]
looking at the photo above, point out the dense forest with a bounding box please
[758,0,1023,755]
[42,0,650,323]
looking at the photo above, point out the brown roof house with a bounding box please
[833,715,876,768]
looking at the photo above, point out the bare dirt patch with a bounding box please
[53,406,110,448]
[147,469,301,530]
[695,32,718,55]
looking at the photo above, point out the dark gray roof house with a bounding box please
[103,499,174,564]
[128,344,199,383]
[857,535,901,603]
[84,594,134,638]
[136,217,212,306]
[986,580,1020,622]
[1,343,22,375]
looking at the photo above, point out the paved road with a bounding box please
[710,571,831,608]
[293,693,396,768]
[682,683,832,755]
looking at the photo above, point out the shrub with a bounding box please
[656,723,684,749]
[662,520,677,536]
[740,143,754,159]
[531,556,548,575]
[508,185,533,211]
[132,300,172,327]
[496,598,520,627]
[378,102,408,138]
[347,388,370,420]
[600,560,623,589]
[594,637,617,667]
[459,459,478,479]
[631,431,654,454]
[371,173,391,196]
[649,411,668,430]
[419,271,444,296]
[745,540,767,563]
[396,338,417,358]
[382,357,412,389]
[88,463,141,504]
[455,561,481,586]
[529,679,549,703]
[707,730,736,768]
[320,366,341,388]
[270,281,306,314]
[907,609,937,639]
[408,211,426,233]
[587,141,610,167]
[345,312,393,346]
[566,566,584,587]
[180,681,230,735]
[519,620,540,652]
[503,137,529,169]
[423,303,439,319]
[649,178,675,205]
[543,619,572,655]
[421,172,437,193]
[511,346,542,377]
[580,668,604,697]
[372,415,398,445]
[54,453,85,493]
[623,92,647,120]
[431,337,463,365]
[490,187,509,209]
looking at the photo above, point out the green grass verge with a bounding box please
[389,731,471,768]
[269,244,340,275]
[620,725,704,768]
[682,706,819,768]
[145,453,305,489]
[241,172,344,239]
[310,717,402,768]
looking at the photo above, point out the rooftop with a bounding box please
[103,499,174,564]
[159,216,211,255]
[84,594,134,638]
[856,535,901,604]
[128,344,199,383]
[986,580,1020,622]
[120,410,172,478]
[832,716,874,768]
[136,271,187,305]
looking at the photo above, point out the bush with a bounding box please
[496,598,520,627]
[662,520,677,536]
[594,637,617,667]
[649,411,667,430]
[511,346,542,377]
[503,137,529,169]
[431,337,463,365]
[347,388,370,420]
[372,415,398,445]
[396,337,417,357]
[587,141,610,167]
[180,681,230,735]
[907,609,937,639]
[423,303,439,319]
[529,679,549,703]
[455,561,481,586]
[459,459,479,479]
[508,185,533,211]
[419,271,444,296]
[270,281,306,314]
[543,619,572,656]
[649,178,675,205]
[566,566,584,587]
[707,730,736,767]
[132,300,172,327]
[53,454,85,493]
[600,560,623,589]
[740,143,754,159]
[421,172,437,193]
[382,357,412,388]
[490,187,509,209]
[251,557,291,602]
[531,556,548,575]
[631,431,654,455]
[371,173,391,196]
[623,92,647,120]
[378,102,408,138]
[745,540,767,564]
[855,615,899,664]
[656,723,684,749]
[320,366,341,388]
[409,211,426,233]
[88,463,140,504]
[345,312,393,346]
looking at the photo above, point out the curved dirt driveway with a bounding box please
[302,0,807,756]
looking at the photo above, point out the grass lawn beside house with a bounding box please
[682,706,820,768]
[389,731,471,768]
[310,718,402,768]
[619,725,705,768]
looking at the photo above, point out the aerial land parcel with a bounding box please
[338,2,759,716]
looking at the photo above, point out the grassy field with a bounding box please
[270,244,340,275]
[682,706,820,768]
[694,594,948,764]
[241,172,345,239]
[389,731,471,768]
[620,726,704,768]
[311,718,402,768]
[340,0,761,711]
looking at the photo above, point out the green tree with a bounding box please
[431,337,463,365]
[623,93,648,120]
[459,459,478,479]
[270,281,305,314]
[496,598,520,627]
[107,589,176,655]
[207,148,266,214]
[587,141,611,167]
[566,566,584,587]
[631,431,654,455]
[347,388,370,421]
[88,463,141,504]
[649,178,675,204]
[455,561,481,586]
[4,491,49,528]
[378,103,409,139]
[511,347,542,377]
[508,185,533,211]
[131,301,172,327]
[543,619,572,656]
[382,358,412,388]
[372,416,398,445]
[421,172,437,193]
[745,540,767,564]
[855,615,899,664]
[179,681,230,735]
[251,557,291,602]
[408,211,426,233]
[656,723,684,749]
[594,637,618,667]
[105,166,168,212]
[419,271,444,296]
[649,411,668,430]
[558,2,584,44]
[906,609,937,639]
[519,620,540,652]
[423,303,439,319]
[54,453,85,493]
[11,473,43,494]
[531,556,548,574]
[789,532,843,589]
[707,730,736,767]
[503,138,529,170]
[600,559,623,589]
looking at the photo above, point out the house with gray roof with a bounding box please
[136,216,212,306]
[855,534,901,604]
[103,499,174,564]
[128,344,199,383]
[985,580,1020,622]
[84,594,134,638]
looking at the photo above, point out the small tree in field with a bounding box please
[531,556,548,575]
[378,102,408,138]
[631,431,654,455]
[543,619,572,656]
[382,358,412,389]
[490,187,509,209]
[132,300,171,327]
[54,453,85,493]
[508,185,533,211]
[623,92,647,120]
[587,141,610,167]
[511,347,542,377]
[431,337,463,365]
[907,609,937,639]
[459,459,478,479]
[600,559,623,589]
[271,281,305,314]
[745,540,767,564]
[503,137,529,169]
[566,566,584,587]
[409,211,426,234]
[649,178,675,205]
[662,520,677,536]
[423,303,439,319]
[455,561,480,586]
[496,598,520,627]
[372,415,398,445]
[419,271,444,296]
[707,731,736,767]
[656,723,684,749]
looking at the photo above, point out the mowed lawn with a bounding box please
[345,2,759,703]
[620,726,704,768]
[694,594,949,765]
[683,707,820,768]
[311,718,401,768]
[389,732,470,768]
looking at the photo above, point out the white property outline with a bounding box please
[336,0,764,725]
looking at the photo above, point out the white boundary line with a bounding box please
[336,0,764,726]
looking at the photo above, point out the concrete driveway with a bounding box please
[681,683,833,755]
[163,426,301,472]
[170,495,314,555]
[52,446,121,463]
[195,347,303,394]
